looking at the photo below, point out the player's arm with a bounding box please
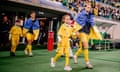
[9,26,14,40]
[19,27,23,37]
[23,20,29,37]
[74,12,86,35]
[89,14,102,40]
[33,29,40,40]
[57,24,64,42]
[22,28,28,37]
[75,12,86,28]
[72,22,82,33]
[89,14,99,32]
[35,19,40,29]
[89,14,95,27]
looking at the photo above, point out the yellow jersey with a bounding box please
[9,25,22,38]
[58,23,73,38]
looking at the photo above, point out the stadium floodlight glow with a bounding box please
[53,17,57,20]
[38,11,44,15]
[1,13,5,15]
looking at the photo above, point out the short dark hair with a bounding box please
[62,14,71,23]
[30,11,36,15]
[15,20,20,23]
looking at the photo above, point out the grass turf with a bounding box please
[0,49,120,72]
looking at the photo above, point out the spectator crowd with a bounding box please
[52,0,120,21]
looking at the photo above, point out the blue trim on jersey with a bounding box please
[24,18,40,30]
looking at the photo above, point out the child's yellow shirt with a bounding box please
[58,23,73,38]
[9,25,22,38]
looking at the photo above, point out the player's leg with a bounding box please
[51,42,63,67]
[24,33,30,55]
[82,42,93,69]
[24,33,33,57]
[27,41,32,57]
[56,42,62,53]
[73,40,83,64]
[81,33,93,69]
[51,47,63,67]
[13,38,19,54]
[69,47,73,58]
[64,38,72,71]
[10,37,17,56]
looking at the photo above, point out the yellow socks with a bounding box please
[83,48,89,62]
[11,45,17,53]
[65,53,69,66]
[75,42,83,56]
[26,44,32,53]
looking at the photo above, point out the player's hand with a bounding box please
[58,40,62,44]
[57,35,62,43]
[76,31,80,36]
[23,34,26,38]
[9,34,11,40]
[9,37,11,41]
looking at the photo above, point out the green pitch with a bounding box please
[0,48,120,72]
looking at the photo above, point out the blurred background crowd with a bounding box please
[0,0,120,50]
[51,0,120,21]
